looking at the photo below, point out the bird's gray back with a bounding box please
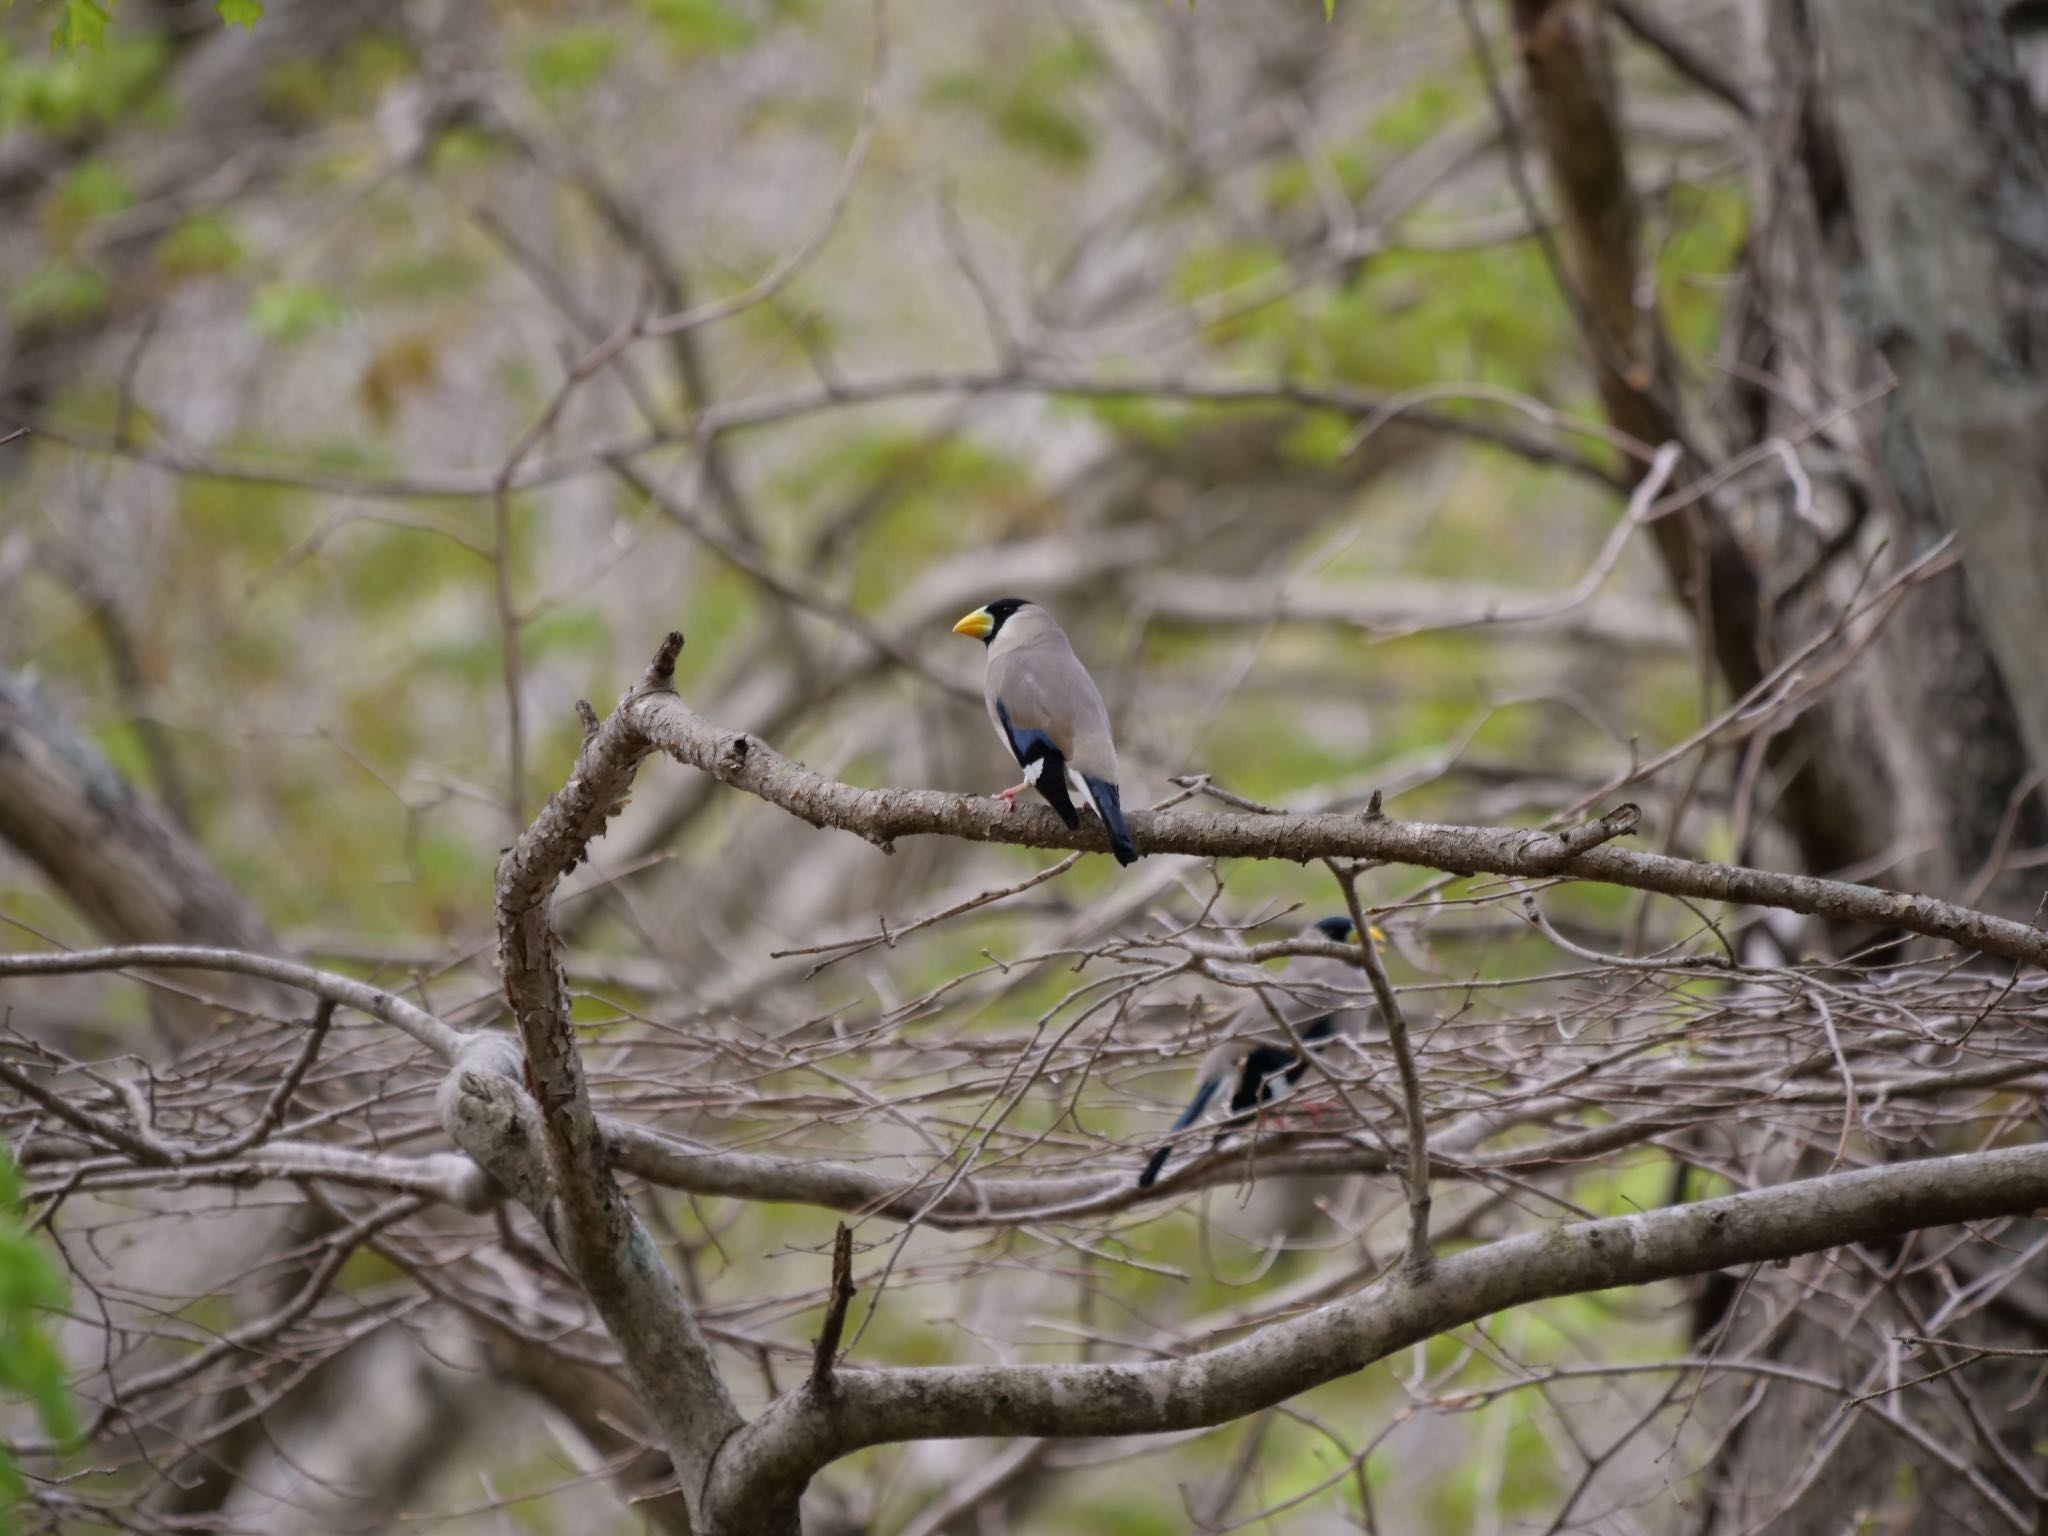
[1225,956,1376,1041]
[985,617,1120,779]
[1197,1037,1247,1084]
[1284,955,1374,1019]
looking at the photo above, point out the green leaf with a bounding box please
[0,1444,22,1511]
[216,0,263,27]
[992,91,1090,167]
[248,279,349,342]
[1324,0,1335,17]
[49,0,112,54]
[6,1325,77,1442]
[0,1244,65,1312]
[0,1149,75,1464]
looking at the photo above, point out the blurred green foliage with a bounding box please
[929,36,1100,168]
[155,211,245,278]
[248,280,351,343]
[10,0,258,55]
[6,258,107,323]
[634,0,754,57]
[0,1153,74,1524]
[523,25,621,106]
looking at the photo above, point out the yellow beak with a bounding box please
[1369,924,1386,944]
[952,608,993,639]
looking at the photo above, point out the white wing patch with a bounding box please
[1022,757,1045,785]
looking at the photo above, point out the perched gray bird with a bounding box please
[952,597,1140,866]
[1137,914,1379,1188]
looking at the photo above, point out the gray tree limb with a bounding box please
[22,1143,493,1209]
[709,1143,2048,1518]
[621,678,2048,969]
[0,672,286,1033]
[0,944,461,1059]
[459,632,750,1535]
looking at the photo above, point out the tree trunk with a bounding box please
[1808,0,2048,797]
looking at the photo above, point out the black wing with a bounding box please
[995,699,1079,827]
[1227,1043,1302,1119]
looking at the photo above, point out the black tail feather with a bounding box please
[1033,758,1080,828]
[1083,774,1139,865]
[1137,1075,1220,1188]
[1136,1145,1172,1188]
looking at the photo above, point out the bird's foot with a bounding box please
[996,783,1028,811]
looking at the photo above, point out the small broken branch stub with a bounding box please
[810,1223,856,1394]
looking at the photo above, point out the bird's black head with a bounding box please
[1313,915,1357,944]
[952,596,1033,646]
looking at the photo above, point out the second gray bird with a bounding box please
[1137,914,1381,1188]
[952,597,1140,865]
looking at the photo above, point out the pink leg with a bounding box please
[995,783,1031,811]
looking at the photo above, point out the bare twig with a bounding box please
[1327,863,1431,1267]
[207,998,335,1160]
[1608,0,1754,118]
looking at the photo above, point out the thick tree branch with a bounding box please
[0,671,288,1033]
[475,633,752,1533]
[605,1123,1406,1229]
[620,685,2048,970]
[23,1143,494,1209]
[708,1143,2048,1513]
